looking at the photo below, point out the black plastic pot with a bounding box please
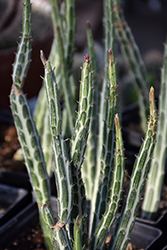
[0,169,57,248]
[146,214,167,249]
[0,169,32,247]
[2,196,161,249]
[130,222,161,250]
[0,197,56,248]
[50,197,162,249]
[129,222,161,250]
[109,217,162,250]
[0,201,38,248]
[0,168,31,191]
[136,210,167,231]
[0,184,29,225]
[136,211,167,249]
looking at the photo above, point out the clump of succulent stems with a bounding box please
[141,40,167,220]
[10,0,167,249]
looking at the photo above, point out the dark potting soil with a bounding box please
[3,217,46,250]
[3,217,141,250]
[0,125,26,172]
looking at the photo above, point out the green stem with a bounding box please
[109,87,157,250]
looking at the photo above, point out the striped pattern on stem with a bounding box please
[141,41,167,219]
[109,87,157,250]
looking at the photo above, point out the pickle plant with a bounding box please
[10,0,159,250]
[112,0,167,221]
[141,41,167,220]
[110,0,167,222]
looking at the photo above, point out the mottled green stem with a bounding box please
[70,54,93,247]
[34,86,53,176]
[73,216,82,250]
[104,0,115,73]
[90,50,117,236]
[41,204,72,250]
[109,87,157,250]
[88,0,116,231]
[89,114,125,250]
[41,52,73,225]
[141,41,167,219]
[82,22,98,199]
[50,0,75,136]
[10,89,51,207]
[71,54,93,172]
[12,0,32,89]
[64,0,76,75]
[10,1,53,249]
[34,85,47,135]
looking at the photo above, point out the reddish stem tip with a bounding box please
[85,54,89,60]
[149,87,154,102]
[108,49,114,62]
[108,49,113,56]
[115,114,119,123]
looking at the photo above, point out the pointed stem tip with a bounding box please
[108,49,114,62]
[149,87,156,117]
[149,87,154,103]
[40,50,46,66]
[84,54,90,65]
[85,54,89,60]
[115,114,120,132]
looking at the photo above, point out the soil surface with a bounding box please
[4,218,46,250]
[3,217,140,250]
[0,125,26,172]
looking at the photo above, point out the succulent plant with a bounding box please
[141,40,167,220]
[33,0,76,176]
[109,0,167,222]
[10,0,161,249]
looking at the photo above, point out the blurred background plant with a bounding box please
[0,0,167,112]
